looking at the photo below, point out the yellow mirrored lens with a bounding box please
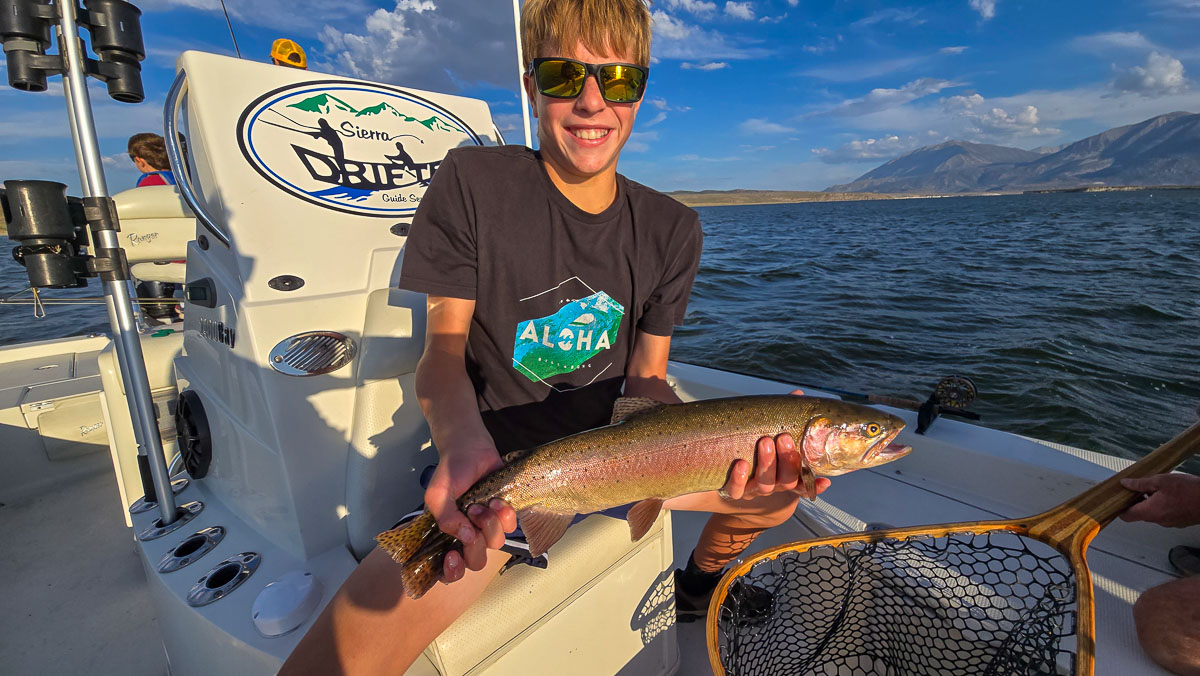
[537,60,586,98]
[600,65,645,102]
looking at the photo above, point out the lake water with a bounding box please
[675,190,1200,471]
[3,190,1198,470]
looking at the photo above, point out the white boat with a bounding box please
[1,43,1194,676]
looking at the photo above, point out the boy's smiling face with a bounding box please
[525,41,642,188]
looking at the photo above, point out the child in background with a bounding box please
[127,133,176,187]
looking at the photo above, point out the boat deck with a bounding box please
[4,440,1187,675]
[0,453,167,675]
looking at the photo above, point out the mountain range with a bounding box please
[827,112,1200,194]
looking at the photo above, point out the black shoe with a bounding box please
[1169,545,1200,577]
[673,569,774,625]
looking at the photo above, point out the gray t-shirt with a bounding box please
[399,145,702,453]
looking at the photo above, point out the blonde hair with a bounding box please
[521,0,653,69]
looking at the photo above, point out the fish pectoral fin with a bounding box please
[500,448,533,465]
[626,498,665,542]
[517,507,576,558]
[611,396,667,424]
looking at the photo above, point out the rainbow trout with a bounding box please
[377,394,912,599]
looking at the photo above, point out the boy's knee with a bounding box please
[1133,578,1200,675]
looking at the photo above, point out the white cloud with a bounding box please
[651,10,771,61]
[968,0,996,20]
[758,13,786,24]
[673,154,740,162]
[139,0,372,31]
[681,61,729,70]
[1111,52,1188,97]
[625,131,659,153]
[739,118,796,134]
[786,0,799,5]
[665,0,718,16]
[939,46,968,55]
[827,78,959,117]
[724,2,754,20]
[641,111,669,127]
[802,37,840,55]
[812,134,923,163]
[1072,31,1158,53]
[640,97,690,128]
[942,93,1059,136]
[491,113,525,135]
[318,1,518,92]
[853,8,925,28]
[798,55,924,81]
[0,95,165,144]
[1152,0,1200,18]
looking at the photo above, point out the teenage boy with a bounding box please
[127,133,176,187]
[282,2,826,673]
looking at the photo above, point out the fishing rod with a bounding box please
[676,359,981,433]
[791,374,982,434]
[0,0,179,526]
[1,295,182,304]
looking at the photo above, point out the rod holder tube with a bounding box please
[163,70,230,247]
[55,0,177,526]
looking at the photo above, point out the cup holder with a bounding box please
[137,500,203,541]
[187,552,261,607]
[129,478,190,515]
[157,526,225,574]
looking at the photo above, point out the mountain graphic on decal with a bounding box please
[355,101,404,117]
[354,102,457,133]
[287,93,358,114]
[418,115,458,133]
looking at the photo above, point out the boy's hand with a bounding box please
[424,439,518,584]
[1120,473,1200,528]
[720,389,832,501]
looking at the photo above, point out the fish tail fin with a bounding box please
[375,511,439,563]
[400,535,454,599]
[376,513,462,600]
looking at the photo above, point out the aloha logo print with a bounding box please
[512,278,625,388]
[237,81,484,217]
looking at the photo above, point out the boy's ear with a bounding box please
[521,73,539,119]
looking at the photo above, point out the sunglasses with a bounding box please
[528,57,649,103]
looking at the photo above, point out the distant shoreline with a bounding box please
[666,185,1200,207]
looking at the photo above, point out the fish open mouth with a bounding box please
[862,429,913,464]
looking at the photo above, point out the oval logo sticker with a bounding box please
[237,80,484,217]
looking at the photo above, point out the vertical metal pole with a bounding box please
[512,0,532,148]
[56,0,177,525]
[58,41,90,194]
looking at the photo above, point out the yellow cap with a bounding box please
[271,38,307,69]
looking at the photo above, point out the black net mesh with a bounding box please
[715,531,1078,676]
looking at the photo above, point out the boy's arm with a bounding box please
[623,329,683,405]
[417,296,517,582]
[627,329,827,504]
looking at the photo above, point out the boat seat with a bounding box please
[423,513,676,675]
[346,287,429,560]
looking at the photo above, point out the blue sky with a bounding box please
[3,0,1200,193]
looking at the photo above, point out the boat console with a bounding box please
[119,52,679,675]
[1,181,191,510]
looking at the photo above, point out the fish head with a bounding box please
[800,401,912,475]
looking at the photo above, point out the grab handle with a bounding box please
[163,69,231,248]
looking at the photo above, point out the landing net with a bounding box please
[713,531,1077,676]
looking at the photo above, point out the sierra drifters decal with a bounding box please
[237,81,483,217]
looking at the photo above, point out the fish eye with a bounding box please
[865,423,881,436]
